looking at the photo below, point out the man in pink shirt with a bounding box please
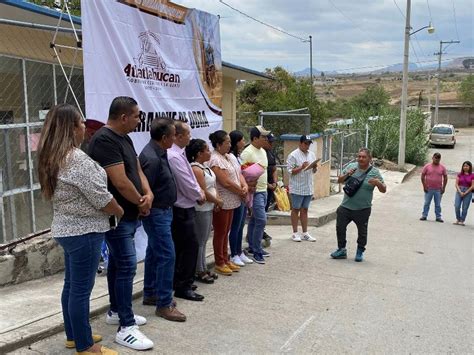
[420,152,448,222]
[168,121,206,301]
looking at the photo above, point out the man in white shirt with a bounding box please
[241,125,270,264]
[287,135,317,242]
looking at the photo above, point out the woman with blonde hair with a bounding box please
[38,104,123,355]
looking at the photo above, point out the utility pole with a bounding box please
[397,0,411,169]
[309,35,313,102]
[434,40,460,125]
[427,73,431,110]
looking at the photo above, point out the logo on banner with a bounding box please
[123,31,181,90]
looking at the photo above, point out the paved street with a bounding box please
[12,130,473,354]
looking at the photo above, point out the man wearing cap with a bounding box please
[241,125,270,264]
[287,135,318,242]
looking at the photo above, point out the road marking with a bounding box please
[280,315,315,352]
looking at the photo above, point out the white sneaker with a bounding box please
[106,310,147,326]
[239,252,253,264]
[115,325,154,350]
[231,255,245,267]
[291,233,302,242]
[301,233,316,242]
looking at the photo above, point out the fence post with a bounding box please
[339,133,344,176]
[365,123,369,148]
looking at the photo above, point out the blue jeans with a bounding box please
[248,192,267,254]
[142,208,175,308]
[229,202,247,257]
[105,219,138,327]
[56,233,104,352]
[454,187,472,222]
[422,189,442,219]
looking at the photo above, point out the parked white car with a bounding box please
[429,124,456,148]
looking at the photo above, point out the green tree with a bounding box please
[349,84,390,117]
[28,0,81,16]
[458,75,474,105]
[237,66,328,133]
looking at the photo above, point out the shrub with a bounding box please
[352,108,428,166]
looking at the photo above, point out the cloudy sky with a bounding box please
[177,0,473,73]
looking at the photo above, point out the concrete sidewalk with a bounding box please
[0,166,415,354]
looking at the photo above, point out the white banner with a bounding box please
[82,0,223,153]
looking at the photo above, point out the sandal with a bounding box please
[206,271,218,280]
[196,272,214,284]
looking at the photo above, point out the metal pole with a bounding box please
[434,41,442,126]
[398,0,411,169]
[365,123,369,148]
[434,40,460,126]
[309,35,313,101]
[427,73,431,111]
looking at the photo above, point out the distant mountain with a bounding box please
[370,63,419,74]
[293,68,339,77]
[292,56,472,77]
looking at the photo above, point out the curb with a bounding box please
[267,209,337,227]
[1,255,217,354]
[401,164,418,183]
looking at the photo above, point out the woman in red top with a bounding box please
[454,161,474,226]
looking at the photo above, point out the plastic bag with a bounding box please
[274,186,290,211]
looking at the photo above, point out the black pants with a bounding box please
[172,206,199,292]
[336,206,371,251]
[265,188,275,211]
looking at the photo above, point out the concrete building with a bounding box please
[430,104,473,128]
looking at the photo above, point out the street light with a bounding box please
[398,0,435,170]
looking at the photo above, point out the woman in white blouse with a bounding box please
[38,104,123,355]
[186,139,223,283]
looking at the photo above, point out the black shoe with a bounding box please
[436,218,444,223]
[174,289,204,301]
[419,216,427,221]
[263,231,272,241]
[191,284,198,291]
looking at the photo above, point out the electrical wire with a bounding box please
[333,57,454,73]
[218,0,308,42]
[392,0,431,62]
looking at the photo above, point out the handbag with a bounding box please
[343,166,373,197]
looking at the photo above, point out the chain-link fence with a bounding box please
[330,128,369,192]
[236,108,311,165]
[0,23,84,244]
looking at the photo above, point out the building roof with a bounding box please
[0,0,270,80]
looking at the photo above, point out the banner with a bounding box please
[82,0,223,153]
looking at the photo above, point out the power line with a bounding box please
[218,0,308,42]
[426,0,441,41]
[392,0,431,62]
[332,57,454,73]
[452,0,460,41]
[393,0,405,18]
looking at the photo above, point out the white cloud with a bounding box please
[176,0,473,72]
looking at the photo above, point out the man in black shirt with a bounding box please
[88,96,154,351]
[139,119,186,322]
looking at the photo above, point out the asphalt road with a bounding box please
[12,129,473,354]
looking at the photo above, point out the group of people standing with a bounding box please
[37,96,471,355]
[37,97,278,354]
[420,152,473,225]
